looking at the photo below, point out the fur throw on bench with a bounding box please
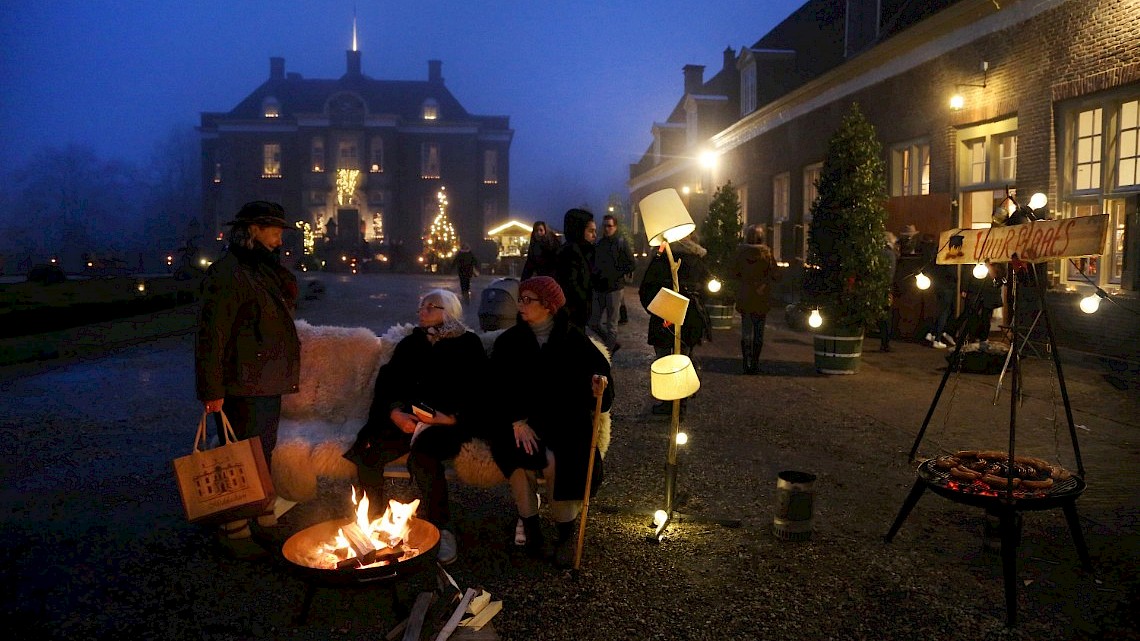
[272,319,611,502]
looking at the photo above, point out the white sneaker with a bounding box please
[438,529,457,565]
[932,340,948,349]
[941,333,956,347]
[925,333,936,343]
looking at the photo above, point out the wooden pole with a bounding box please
[574,379,607,569]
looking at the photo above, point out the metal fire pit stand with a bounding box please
[884,264,1092,627]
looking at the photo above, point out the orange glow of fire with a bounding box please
[313,487,420,569]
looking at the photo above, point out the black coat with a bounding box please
[555,208,596,328]
[638,244,712,350]
[489,313,613,501]
[347,328,488,464]
[195,244,300,401]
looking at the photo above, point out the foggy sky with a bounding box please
[0,1,802,221]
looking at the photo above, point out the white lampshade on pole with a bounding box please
[650,354,701,401]
[647,287,690,326]
[640,188,696,246]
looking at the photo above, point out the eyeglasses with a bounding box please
[603,223,616,228]
[517,295,542,305]
[418,303,445,311]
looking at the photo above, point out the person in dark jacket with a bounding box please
[729,224,780,373]
[488,276,612,566]
[589,214,636,354]
[343,289,487,565]
[521,221,560,279]
[555,208,597,330]
[921,235,958,350]
[639,236,711,413]
[876,232,899,353]
[453,244,479,300]
[195,200,301,557]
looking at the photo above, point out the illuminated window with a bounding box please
[338,139,358,170]
[997,133,1017,182]
[1075,107,1103,191]
[311,137,324,172]
[422,99,439,120]
[263,97,280,118]
[1118,99,1139,187]
[891,141,931,195]
[772,173,789,224]
[966,139,986,185]
[421,143,440,179]
[370,136,384,173]
[483,150,498,184]
[262,143,281,178]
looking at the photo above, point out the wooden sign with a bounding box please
[937,215,1108,264]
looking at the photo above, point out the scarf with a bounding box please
[424,318,468,344]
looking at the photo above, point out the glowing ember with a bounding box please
[301,488,421,570]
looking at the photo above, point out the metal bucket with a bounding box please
[773,470,816,541]
[812,328,863,375]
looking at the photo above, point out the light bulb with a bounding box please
[653,510,669,527]
[1079,293,1101,314]
[915,272,931,290]
[808,309,823,328]
[1028,192,1048,210]
[973,262,989,279]
[707,278,722,293]
[675,432,688,445]
[949,94,964,110]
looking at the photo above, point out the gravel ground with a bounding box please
[2,273,1137,640]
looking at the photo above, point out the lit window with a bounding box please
[1075,107,1103,191]
[483,150,498,184]
[262,143,281,178]
[311,137,324,172]
[967,139,986,185]
[772,173,789,224]
[422,99,439,120]
[1118,100,1139,187]
[421,143,440,179]
[997,134,1017,182]
[891,141,931,195]
[263,97,280,118]
[370,136,384,173]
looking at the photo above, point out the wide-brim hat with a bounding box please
[225,201,293,229]
[899,224,919,237]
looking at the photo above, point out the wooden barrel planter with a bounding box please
[706,303,734,330]
[812,325,864,374]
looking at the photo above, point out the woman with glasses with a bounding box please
[488,276,612,567]
[343,288,486,565]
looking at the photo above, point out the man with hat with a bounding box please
[195,201,301,559]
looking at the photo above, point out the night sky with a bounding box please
[0,1,802,220]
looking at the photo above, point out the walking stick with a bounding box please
[574,376,607,570]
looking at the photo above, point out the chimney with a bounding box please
[723,46,736,73]
[428,59,443,84]
[270,57,285,80]
[346,49,362,77]
[683,64,705,94]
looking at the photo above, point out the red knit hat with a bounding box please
[519,276,566,314]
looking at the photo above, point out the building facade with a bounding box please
[200,48,512,267]
[629,0,1140,359]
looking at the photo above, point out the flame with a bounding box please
[312,487,421,569]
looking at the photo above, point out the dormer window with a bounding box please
[422,99,439,121]
[263,97,280,118]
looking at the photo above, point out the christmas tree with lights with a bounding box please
[424,186,459,268]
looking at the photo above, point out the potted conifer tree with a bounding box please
[700,181,744,330]
[803,104,891,374]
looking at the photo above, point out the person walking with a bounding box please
[589,214,635,355]
[728,224,779,373]
[342,289,487,565]
[877,232,899,352]
[555,208,597,330]
[454,243,479,301]
[922,235,958,350]
[487,276,612,566]
[521,221,560,279]
[195,200,300,559]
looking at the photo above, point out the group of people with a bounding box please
[195,201,612,568]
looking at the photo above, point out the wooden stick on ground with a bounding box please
[574,378,607,569]
[434,587,478,641]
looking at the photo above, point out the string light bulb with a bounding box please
[1028,192,1048,211]
[973,262,989,279]
[808,309,823,328]
[653,510,668,527]
[915,272,931,290]
[1080,289,1107,314]
[707,278,722,293]
[675,432,688,445]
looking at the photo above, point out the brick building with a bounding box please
[199,45,511,267]
[628,0,1140,360]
